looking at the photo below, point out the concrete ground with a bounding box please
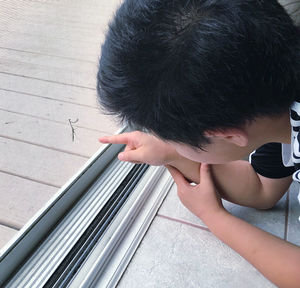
[117,182,300,288]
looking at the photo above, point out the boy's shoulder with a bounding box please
[250,142,294,179]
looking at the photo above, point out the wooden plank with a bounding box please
[0,37,101,63]
[0,0,119,29]
[0,11,109,40]
[0,172,57,229]
[0,110,110,158]
[0,48,97,72]
[0,52,97,89]
[0,73,99,107]
[0,137,88,187]
[0,89,119,133]
[0,0,121,250]
[0,225,18,251]
[0,0,119,61]
[279,0,300,25]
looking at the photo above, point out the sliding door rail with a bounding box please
[0,127,127,286]
[0,126,173,287]
[44,164,149,287]
[71,166,173,288]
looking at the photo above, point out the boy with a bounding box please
[98,0,300,286]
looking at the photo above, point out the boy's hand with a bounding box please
[99,131,177,166]
[166,163,225,221]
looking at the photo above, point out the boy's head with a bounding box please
[97,0,300,152]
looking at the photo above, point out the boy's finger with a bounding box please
[166,165,189,188]
[199,163,214,186]
[99,133,130,144]
[124,146,133,152]
[118,149,144,162]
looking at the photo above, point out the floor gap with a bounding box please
[157,214,210,232]
[0,170,60,188]
[0,135,90,159]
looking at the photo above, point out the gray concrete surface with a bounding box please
[117,182,298,288]
[117,216,275,288]
[287,182,300,246]
[159,183,288,239]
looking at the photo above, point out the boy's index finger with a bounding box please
[98,133,130,145]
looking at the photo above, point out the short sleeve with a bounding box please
[250,142,295,179]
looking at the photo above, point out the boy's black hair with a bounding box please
[97,0,300,148]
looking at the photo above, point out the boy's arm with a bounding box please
[170,153,292,209]
[208,211,300,288]
[167,164,300,288]
[100,131,292,209]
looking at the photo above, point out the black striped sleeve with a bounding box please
[250,143,295,179]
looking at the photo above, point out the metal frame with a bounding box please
[0,127,127,285]
[69,167,173,288]
[0,127,173,287]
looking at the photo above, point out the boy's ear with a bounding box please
[204,129,248,147]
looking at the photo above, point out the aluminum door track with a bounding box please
[0,127,173,287]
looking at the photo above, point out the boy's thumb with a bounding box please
[200,163,213,185]
[166,165,188,188]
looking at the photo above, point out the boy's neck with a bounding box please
[253,111,291,144]
[248,111,291,148]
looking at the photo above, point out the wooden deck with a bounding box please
[0,0,120,249]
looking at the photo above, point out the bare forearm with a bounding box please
[204,211,300,288]
[169,154,280,208]
[169,153,201,183]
